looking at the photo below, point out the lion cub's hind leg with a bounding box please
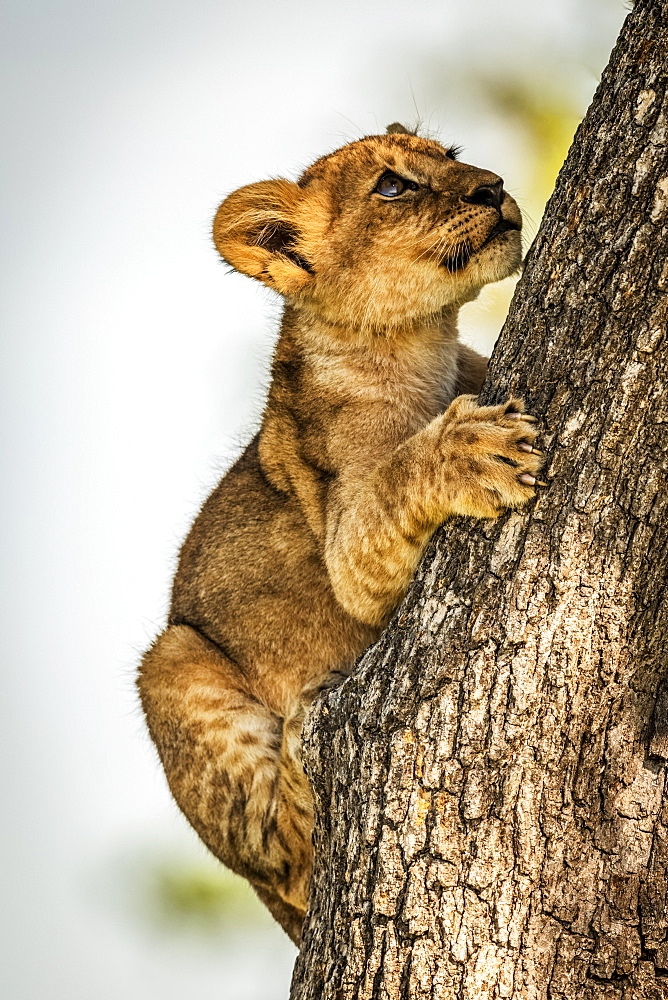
[137,624,313,938]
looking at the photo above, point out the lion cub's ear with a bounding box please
[213,179,313,296]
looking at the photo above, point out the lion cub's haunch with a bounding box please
[138,125,542,944]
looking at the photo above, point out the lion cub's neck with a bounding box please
[278,304,461,429]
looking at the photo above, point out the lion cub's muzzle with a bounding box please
[479,216,521,249]
[440,179,521,273]
[440,213,520,273]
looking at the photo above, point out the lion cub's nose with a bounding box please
[463,180,505,211]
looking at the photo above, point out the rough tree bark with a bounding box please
[290,2,668,998]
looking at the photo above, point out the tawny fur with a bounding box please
[138,126,543,945]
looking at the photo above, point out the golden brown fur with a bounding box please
[138,126,543,945]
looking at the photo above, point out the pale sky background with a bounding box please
[2,1,627,997]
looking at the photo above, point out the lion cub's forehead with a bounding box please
[298,133,453,190]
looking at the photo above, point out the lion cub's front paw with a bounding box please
[439,394,545,519]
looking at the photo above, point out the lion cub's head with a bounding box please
[213,125,522,333]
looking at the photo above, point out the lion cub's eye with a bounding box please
[375,172,417,197]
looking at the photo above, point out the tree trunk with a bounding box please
[290,2,668,998]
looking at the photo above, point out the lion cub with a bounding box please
[138,125,542,944]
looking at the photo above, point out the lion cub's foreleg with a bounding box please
[138,624,313,943]
[326,395,543,625]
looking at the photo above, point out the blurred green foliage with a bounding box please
[113,845,272,935]
[147,859,256,929]
[480,74,583,211]
[455,68,588,351]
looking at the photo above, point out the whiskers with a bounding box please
[408,228,473,271]
[440,238,473,272]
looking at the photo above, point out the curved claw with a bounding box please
[508,412,537,423]
[517,443,544,455]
